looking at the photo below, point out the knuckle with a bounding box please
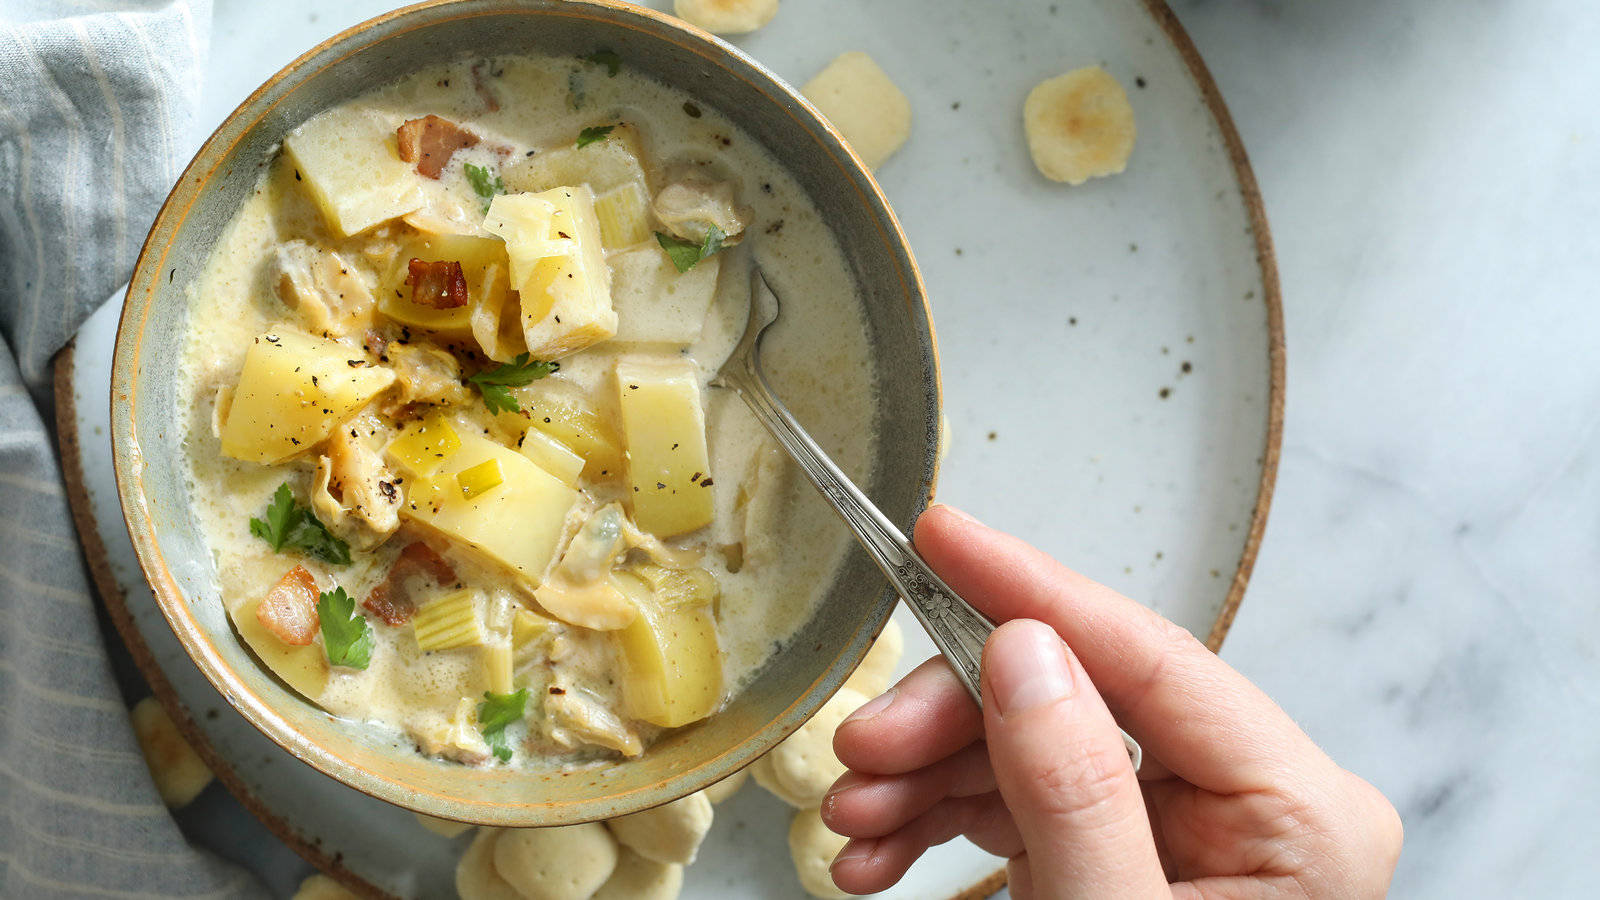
[1027,738,1133,823]
[1124,615,1207,713]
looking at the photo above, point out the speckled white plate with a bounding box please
[57,0,1280,896]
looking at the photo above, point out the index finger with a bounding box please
[914,505,1329,793]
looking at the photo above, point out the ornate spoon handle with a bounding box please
[716,347,1142,771]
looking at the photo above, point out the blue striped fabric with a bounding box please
[0,3,264,897]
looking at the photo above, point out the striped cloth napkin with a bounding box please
[0,2,264,897]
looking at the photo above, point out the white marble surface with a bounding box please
[168,1,1597,896]
[1175,0,1600,895]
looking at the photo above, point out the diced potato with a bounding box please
[594,182,652,249]
[484,188,616,359]
[231,595,329,700]
[518,390,625,480]
[413,589,485,651]
[615,357,713,537]
[378,231,509,337]
[469,275,528,363]
[503,125,650,195]
[517,427,584,487]
[403,431,578,584]
[385,415,462,478]
[220,328,396,464]
[613,572,721,728]
[284,108,424,236]
[608,246,722,344]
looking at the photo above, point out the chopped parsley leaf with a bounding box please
[464,163,504,212]
[576,124,616,149]
[249,483,351,566]
[655,225,726,273]
[478,689,528,762]
[468,353,559,415]
[316,587,373,670]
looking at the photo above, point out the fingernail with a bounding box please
[831,838,875,872]
[986,620,1074,715]
[843,689,895,725]
[931,503,982,526]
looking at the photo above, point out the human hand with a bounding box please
[823,505,1402,898]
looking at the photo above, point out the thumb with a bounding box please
[982,620,1168,898]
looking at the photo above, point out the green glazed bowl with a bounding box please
[112,0,940,827]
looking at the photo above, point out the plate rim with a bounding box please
[55,0,1283,895]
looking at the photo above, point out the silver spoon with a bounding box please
[712,268,1142,771]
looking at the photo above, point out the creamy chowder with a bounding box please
[178,54,876,770]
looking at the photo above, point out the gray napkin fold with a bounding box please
[1,2,266,897]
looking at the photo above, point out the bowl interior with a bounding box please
[113,0,938,826]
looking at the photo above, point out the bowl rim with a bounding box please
[109,0,942,827]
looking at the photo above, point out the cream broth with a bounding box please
[178,55,877,769]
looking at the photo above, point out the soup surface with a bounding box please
[178,54,877,769]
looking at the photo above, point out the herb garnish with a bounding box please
[583,49,622,77]
[467,353,559,415]
[576,124,616,149]
[655,225,726,273]
[478,689,528,762]
[316,587,373,669]
[464,163,504,212]
[249,483,351,565]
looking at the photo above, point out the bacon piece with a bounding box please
[471,62,501,113]
[396,115,480,179]
[363,541,458,626]
[257,565,319,646]
[405,259,469,309]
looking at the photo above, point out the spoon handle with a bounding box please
[719,360,1144,771]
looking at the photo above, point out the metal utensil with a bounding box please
[713,269,1143,770]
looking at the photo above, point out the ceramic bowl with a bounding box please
[111,0,939,827]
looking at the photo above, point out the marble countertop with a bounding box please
[1174,1,1599,895]
[179,1,1596,896]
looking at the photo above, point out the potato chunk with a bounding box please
[608,246,722,345]
[503,124,650,196]
[402,430,578,585]
[220,327,395,464]
[518,388,626,480]
[615,357,713,537]
[378,232,508,338]
[230,593,329,700]
[484,188,616,359]
[284,108,424,236]
[613,571,721,728]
